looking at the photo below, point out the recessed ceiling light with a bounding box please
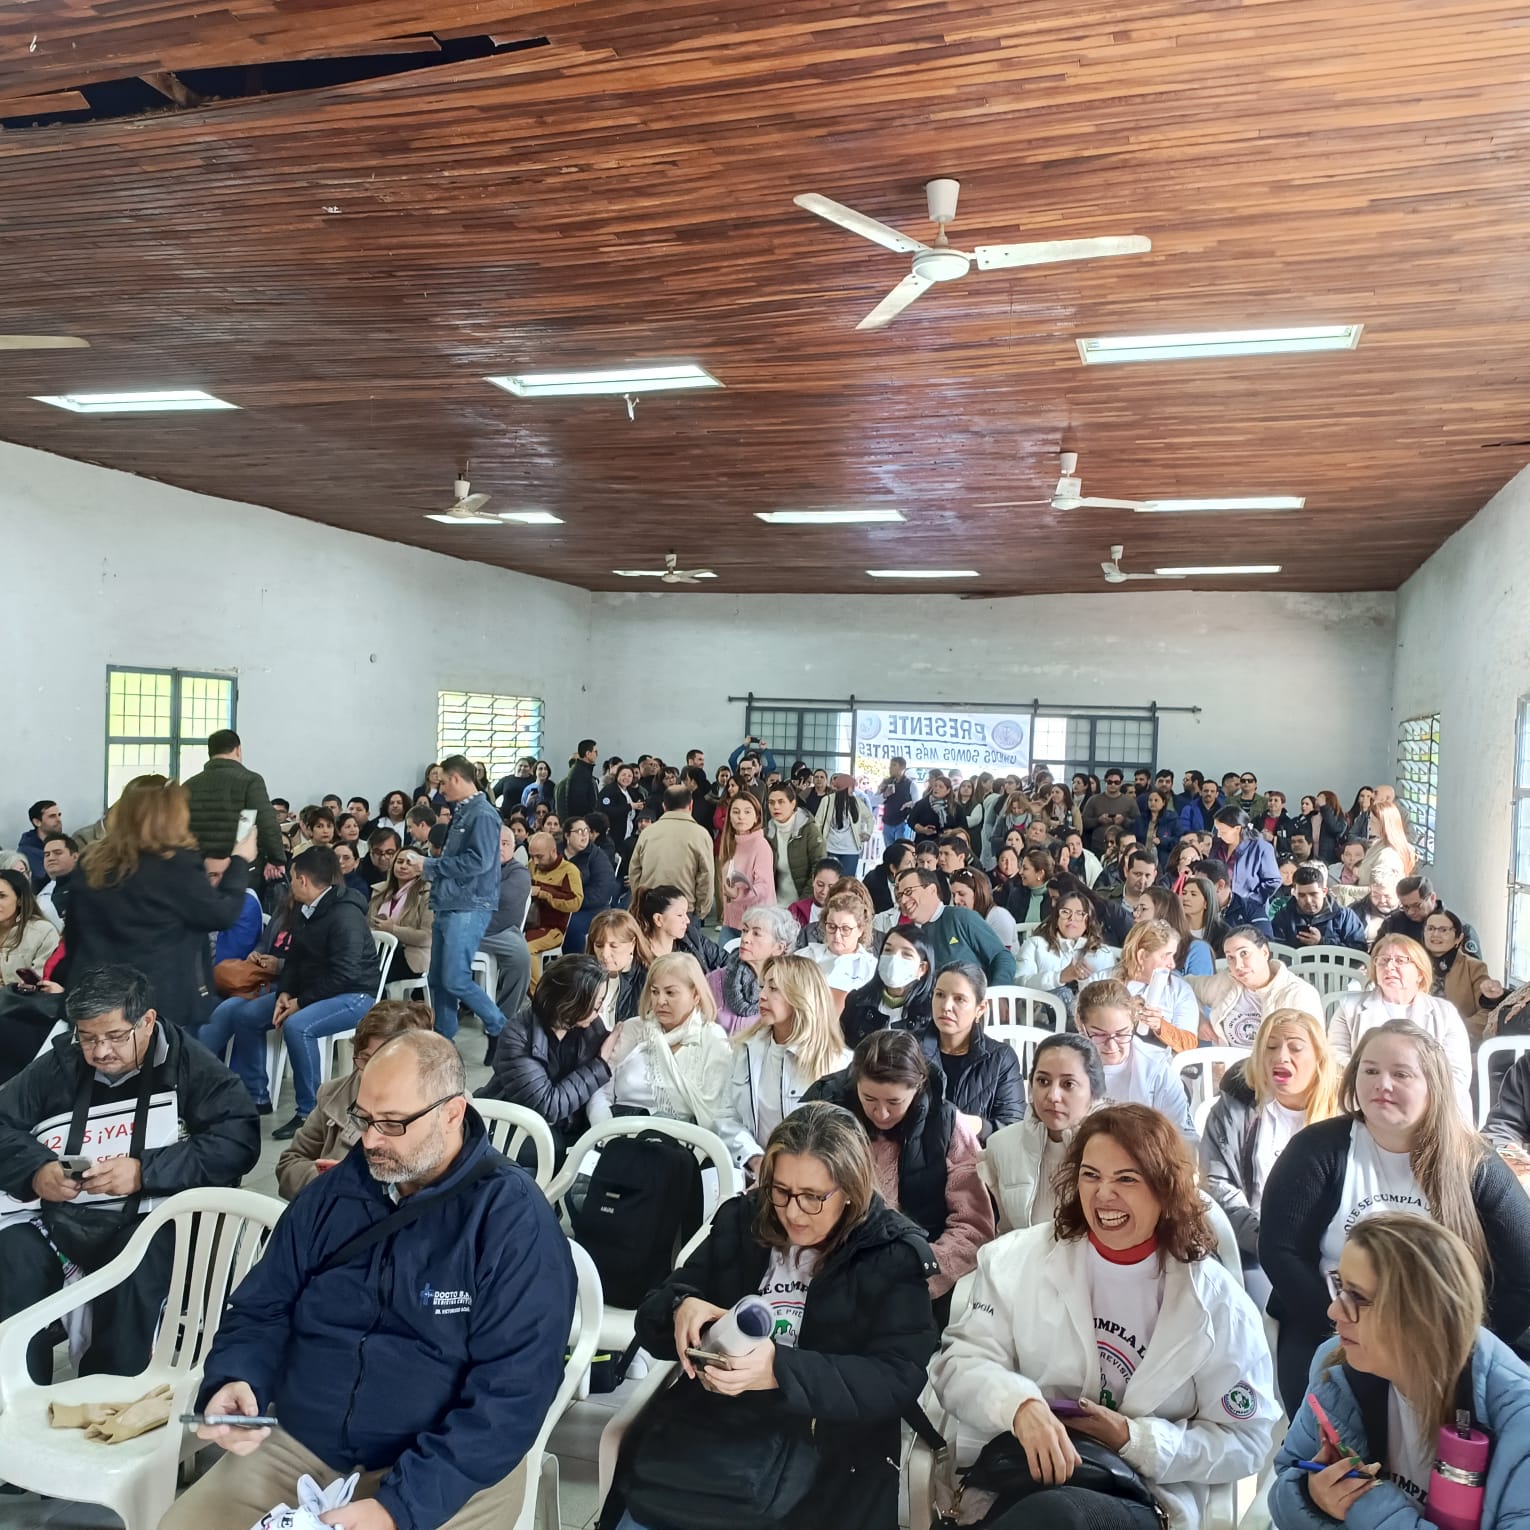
[32,389,237,413]
[498,511,564,525]
[424,511,501,526]
[756,509,905,525]
[1153,564,1283,576]
[1136,496,1305,513]
[866,568,979,580]
[486,364,722,398]
[1077,325,1362,364]
[0,335,90,350]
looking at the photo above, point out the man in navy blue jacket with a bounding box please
[167,1032,575,1530]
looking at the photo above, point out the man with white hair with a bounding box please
[169,1031,575,1530]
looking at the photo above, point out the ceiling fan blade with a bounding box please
[856,272,934,331]
[794,193,924,254]
[1076,496,1148,511]
[973,235,1151,271]
[456,492,490,513]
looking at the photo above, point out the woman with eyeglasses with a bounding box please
[934,1104,1277,1530]
[1259,1020,1530,1417]
[1016,892,1119,996]
[798,892,877,998]
[1328,935,1473,1114]
[1187,926,1325,1048]
[1075,979,1197,1141]
[839,928,936,1046]
[277,1000,434,1199]
[609,1103,939,1530]
[1272,1214,1530,1530]
[727,956,850,1178]
[1422,909,1504,1045]
[805,1028,996,1320]
[980,1032,1105,1232]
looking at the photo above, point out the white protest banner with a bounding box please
[853,708,1032,786]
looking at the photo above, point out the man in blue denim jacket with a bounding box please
[419,756,505,1057]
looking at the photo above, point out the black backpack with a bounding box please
[568,1130,705,1309]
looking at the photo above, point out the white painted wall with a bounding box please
[3,439,1397,861]
[587,589,1398,797]
[1393,461,1530,971]
[0,441,593,835]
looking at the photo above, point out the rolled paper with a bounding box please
[703,1294,776,1356]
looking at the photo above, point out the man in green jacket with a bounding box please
[183,729,285,878]
[895,868,1016,985]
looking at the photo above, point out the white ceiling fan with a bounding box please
[612,551,717,584]
[793,178,1150,330]
[1050,451,1156,511]
[1101,544,1185,584]
[424,467,499,526]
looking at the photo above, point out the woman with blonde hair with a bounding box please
[1115,919,1200,1051]
[65,777,258,1027]
[1273,1214,1530,1529]
[587,906,651,1026]
[1357,796,1417,893]
[727,954,850,1175]
[1200,1006,1344,1304]
[1259,1020,1530,1414]
[366,846,432,988]
[589,951,733,1130]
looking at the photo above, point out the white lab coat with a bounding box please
[932,1225,1278,1530]
[1327,988,1472,1116]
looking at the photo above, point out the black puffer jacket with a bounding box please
[913,1024,1023,1143]
[278,886,377,1006]
[840,978,933,1047]
[476,1007,610,1142]
[614,1190,939,1530]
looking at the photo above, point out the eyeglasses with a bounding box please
[1084,1027,1133,1049]
[73,1026,142,1052]
[1327,1270,1372,1323]
[824,921,861,937]
[348,1093,460,1138]
[768,1185,841,1214]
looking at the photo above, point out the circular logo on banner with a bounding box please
[990,718,1024,752]
[858,714,882,741]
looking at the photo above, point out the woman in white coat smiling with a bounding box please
[933,1103,1277,1530]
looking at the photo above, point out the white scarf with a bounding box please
[635,1009,720,1126]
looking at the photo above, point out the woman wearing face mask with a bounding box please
[633,885,724,974]
[727,956,851,1177]
[798,892,877,998]
[916,963,1023,1144]
[981,1033,1105,1232]
[1114,920,1200,1051]
[933,1104,1277,1530]
[588,952,733,1132]
[840,929,935,1045]
[1272,1214,1530,1530]
[1076,979,1197,1141]
[1200,1007,1344,1306]
[609,1104,939,1530]
[708,904,800,1035]
[1422,909,1504,1045]
[1328,935,1473,1112]
[587,908,651,1027]
[1187,926,1325,1048]
[805,1028,996,1320]
[1016,893,1119,997]
[1259,1021,1530,1417]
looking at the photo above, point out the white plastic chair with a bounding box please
[1200,1189,1245,1292]
[1325,987,1363,1024]
[0,1188,284,1530]
[1289,944,1370,998]
[545,1117,739,1360]
[1267,941,1300,966]
[471,948,499,1004]
[985,1022,1061,1078]
[1475,1036,1530,1128]
[1170,1046,1251,1117]
[476,1097,557,1188]
[723,937,741,954]
[983,985,1066,1032]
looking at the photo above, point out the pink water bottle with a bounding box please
[1426,1410,1490,1530]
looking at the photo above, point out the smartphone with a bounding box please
[1048,1398,1087,1418]
[58,1154,93,1181]
[234,808,258,844]
[13,968,41,990]
[684,1347,730,1370]
[179,1412,279,1429]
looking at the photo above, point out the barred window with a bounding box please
[105,667,236,806]
[437,691,543,780]
[1396,712,1440,864]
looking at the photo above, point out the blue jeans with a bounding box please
[886,822,913,842]
[832,852,861,876]
[429,907,505,1040]
[199,990,374,1114]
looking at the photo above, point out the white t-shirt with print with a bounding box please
[1085,1243,1165,1411]
[1386,1389,1432,1506]
[759,1245,818,1348]
[1224,986,1265,1047]
[1319,1123,1428,1274]
[1252,1102,1307,1210]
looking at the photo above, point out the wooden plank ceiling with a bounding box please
[1,0,1529,595]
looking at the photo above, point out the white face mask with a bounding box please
[878,951,921,989]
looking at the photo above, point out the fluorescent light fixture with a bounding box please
[498,511,564,525]
[425,512,500,526]
[756,509,905,525]
[32,389,237,413]
[1078,325,1362,365]
[0,335,89,350]
[866,568,979,580]
[486,364,721,398]
[1154,564,1283,576]
[1136,496,1305,514]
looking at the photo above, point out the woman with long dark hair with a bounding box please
[814,773,871,876]
[0,868,59,986]
[1210,807,1282,917]
[840,928,936,1045]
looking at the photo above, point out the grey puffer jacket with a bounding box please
[1198,1061,1261,1260]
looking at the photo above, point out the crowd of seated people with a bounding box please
[14,733,1530,1529]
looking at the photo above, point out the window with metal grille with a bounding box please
[745,706,855,775]
[1508,698,1530,983]
[1031,713,1156,785]
[1396,712,1440,864]
[436,691,543,780]
[104,667,237,807]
